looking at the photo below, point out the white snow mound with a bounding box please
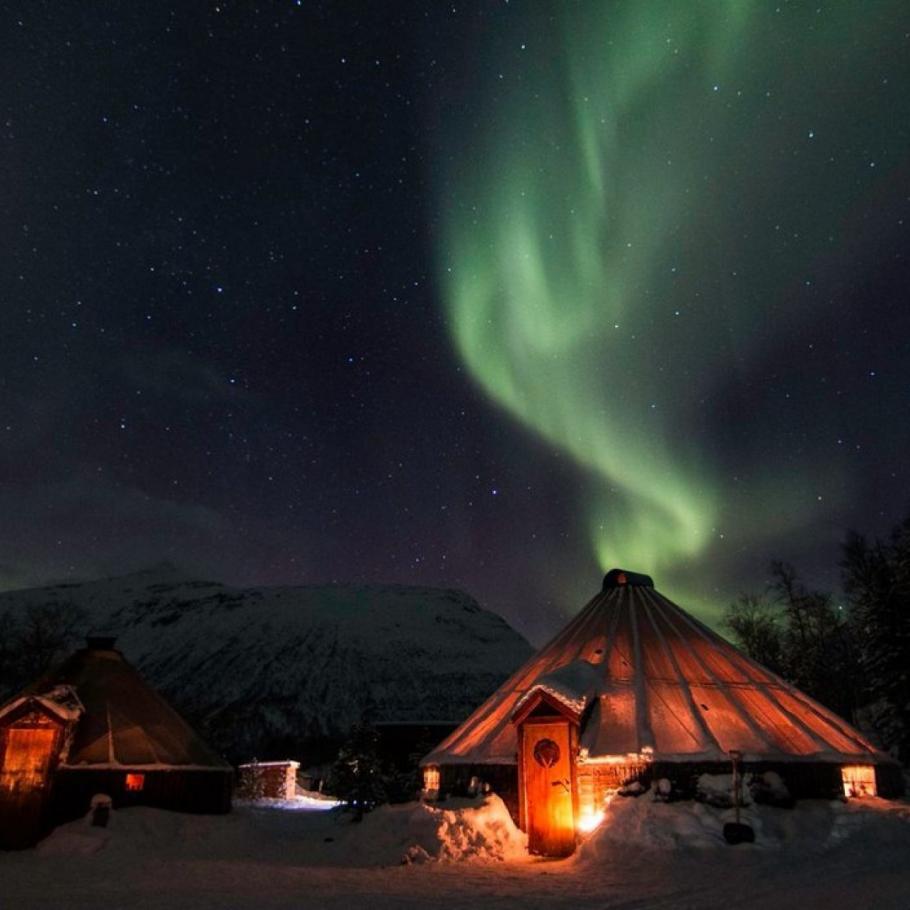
[576,789,910,860]
[696,771,753,807]
[354,795,529,864]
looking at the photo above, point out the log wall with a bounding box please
[237,762,298,800]
[49,768,233,826]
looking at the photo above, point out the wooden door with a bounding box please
[521,720,575,856]
[0,727,57,793]
[0,724,59,849]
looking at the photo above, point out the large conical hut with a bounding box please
[0,637,232,849]
[422,570,903,857]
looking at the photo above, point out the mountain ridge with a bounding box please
[0,567,534,761]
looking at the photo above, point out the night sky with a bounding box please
[3,2,909,644]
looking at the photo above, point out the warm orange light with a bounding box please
[0,727,57,792]
[577,809,605,833]
[125,773,145,792]
[422,766,440,792]
[841,765,876,798]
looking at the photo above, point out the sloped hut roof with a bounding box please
[24,640,230,771]
[0,685,84,726]
[424,570,885,767]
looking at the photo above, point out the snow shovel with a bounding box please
[723,751,755,845]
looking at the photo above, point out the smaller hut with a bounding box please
[0,686,83,848]
[0,637,232,848]
[237,760,300,800]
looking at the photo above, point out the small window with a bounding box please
[423,766,440,792]
[841,765,876,798]
[125,773,145,792]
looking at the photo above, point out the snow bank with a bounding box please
[35,795,527,867]
[353,795,528,864]
[577,787,910,861]
[32,790,909,883]
[36,805,189,858]
[579,793,754,853]
[11,792,910,910]
[694,770,793,808]
[695,772,752,807]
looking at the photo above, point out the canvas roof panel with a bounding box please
[424,572,886,767]
[27,645,230,770]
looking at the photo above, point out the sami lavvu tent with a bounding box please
[0,637,231,849]
[422,569,903,856]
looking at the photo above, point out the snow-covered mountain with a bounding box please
[0,564,533,760]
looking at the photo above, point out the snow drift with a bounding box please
[365,795,529,864]
[575,785,910,858]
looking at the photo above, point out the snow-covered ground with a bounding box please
[3,792,909,909]
[234,792,342,812]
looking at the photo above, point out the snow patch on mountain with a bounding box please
[0,566,533,759]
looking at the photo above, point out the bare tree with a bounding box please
[0,602,87,697]
[723,593,785,674]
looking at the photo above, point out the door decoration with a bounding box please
[533,738,560,769]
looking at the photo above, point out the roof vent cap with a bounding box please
[85,635,118,651]
[602,569,654,590]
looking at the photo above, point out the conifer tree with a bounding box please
[841,519,910,763]
[328,720,387,820]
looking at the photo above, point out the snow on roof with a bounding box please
[513,660,601,718]
[423,572,889,768]
[0,685,84,725]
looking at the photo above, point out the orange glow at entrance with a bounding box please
[0,727,57,792]
[577,809,605,833]
[521,720,576,856]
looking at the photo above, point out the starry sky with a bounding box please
[2,2,909,644]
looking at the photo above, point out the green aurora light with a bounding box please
[436,2,901,615]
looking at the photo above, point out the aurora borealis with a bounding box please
[2,2,909,641]
[439,2,910,615]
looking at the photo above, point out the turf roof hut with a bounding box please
[0,637,231,848]
[422,570,903,857]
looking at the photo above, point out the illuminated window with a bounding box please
[423,766,440,792]
[841,765,876,798]
[1,727,57,792]
[125,773,145,792]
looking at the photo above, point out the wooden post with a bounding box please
[723,749,754,845]
[731,749,741,825]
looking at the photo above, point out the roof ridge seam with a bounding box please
[627,587,655,753]
[106,701,115,764]
[681,607,878,755]
[667,596,850,754]
[639,588,720,753]
[654,593,774,750]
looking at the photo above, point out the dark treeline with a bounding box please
[0,602,86,700]
[724,514,910,765]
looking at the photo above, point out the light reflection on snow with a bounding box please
[577,792,614,836]
[576,810,605,833]
[238,796,342,812]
